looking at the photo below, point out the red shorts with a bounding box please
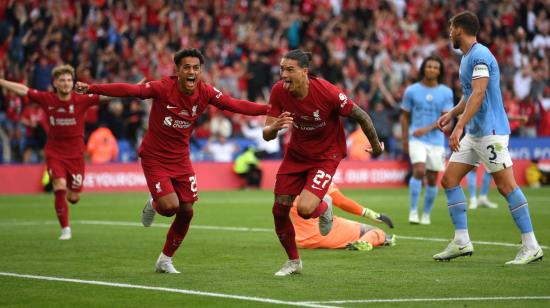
[274,156,340,199]
[141,158,198,203]
[46,156,85,192]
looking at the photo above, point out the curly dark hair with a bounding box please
[173,48,206,67]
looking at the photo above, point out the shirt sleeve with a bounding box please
[401,87,412,112]
[88,81,161,99]
[472,63,489,79]
[26,89,51,109]
[84,93,101,108]
[471,50,490,80]
[330,84,353,116]
[207,85,268,116]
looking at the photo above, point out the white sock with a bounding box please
[62,227,71,233]
[454,229,470,245]
[521,232,539,250]
[159,252,172,261]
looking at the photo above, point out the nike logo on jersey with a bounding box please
[167,105,177,109]
[311,185,323,190]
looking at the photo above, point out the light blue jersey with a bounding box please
[401,83,454,146]
[459,43,510,136]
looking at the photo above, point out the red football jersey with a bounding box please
[27,90,100,159]
[267,77,353,161]
[139,76,241,170]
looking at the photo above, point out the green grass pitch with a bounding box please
[0,188,549,307]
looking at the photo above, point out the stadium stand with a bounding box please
[0,0,548,163]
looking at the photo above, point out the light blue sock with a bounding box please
[423,185,438,215]
[445,186,468,230]
[506,188,533,233]
[480,171,492,197]
[409,177,422,212]
[467,170,477,199]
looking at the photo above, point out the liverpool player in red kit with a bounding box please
[0,65,106,240]
[76,48,268,274]
[263,50,384,276]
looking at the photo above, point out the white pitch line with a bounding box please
[0,219,547,249]
[0,272,339,308]
[302,296,550,304]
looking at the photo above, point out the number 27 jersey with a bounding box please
[268,77,353,161]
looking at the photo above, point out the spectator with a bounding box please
[504,90,528,136]
[19,101,47,163]
[209,111,232,138]
[86,126,119,164]
[241,116,281,159]
[233,146,262,189]
[1,0,549,162]
[513,66,532,101]
[367,102,393,157]
[203,134,238,162]
[347,125,371,161]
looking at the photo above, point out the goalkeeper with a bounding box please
[290,183,395,251]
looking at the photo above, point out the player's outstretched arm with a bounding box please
[263,112,293,141]
[75,81,155,99]
[348,104,383,156]
[330,190,394,228]
[215,96,268,116]
[0,78,29,97]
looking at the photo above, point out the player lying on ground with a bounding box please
[291,183,395,251]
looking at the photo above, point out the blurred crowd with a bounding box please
[0,0,548,164]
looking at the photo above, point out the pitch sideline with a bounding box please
[1,272,549,306]
[302,296,550,304]
[0,272,338,308]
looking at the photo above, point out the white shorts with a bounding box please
[409,140,446,172]
[449,134,513,173]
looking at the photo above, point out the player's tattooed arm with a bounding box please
[348,104,383,156]
[275,194,296,206]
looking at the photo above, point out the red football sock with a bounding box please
[298,200,327,219]
[152,200,178,217]
[162,208,194,257]
[54,190,69,228]
[272,203,299,260]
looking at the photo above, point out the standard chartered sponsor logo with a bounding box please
[51,118,77,126]
[163,116,191,128]
[292,122,326,131]
[84,172,147,188]
[172,119,192,128]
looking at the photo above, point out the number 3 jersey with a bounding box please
[268,77,354,163]
[27,90,100,159]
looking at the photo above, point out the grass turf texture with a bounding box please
[0,188,549,307]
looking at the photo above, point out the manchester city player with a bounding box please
[434,11,543,264]
[401,55,454,225]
